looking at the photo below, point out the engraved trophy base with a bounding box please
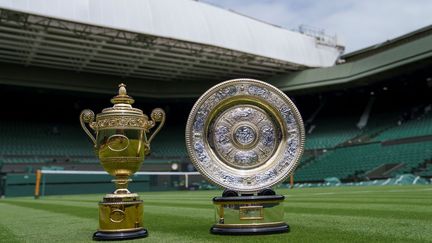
[93,193,148,241]
[210,190,289,235]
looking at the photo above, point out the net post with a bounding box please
[290,174,294,189]
[34,169,41,199]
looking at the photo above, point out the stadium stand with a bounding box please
[0,121,95,164]
[305,117,362,149]
[418,164,432,177]
[1,92,431,183]
[1,96,431,182]
[374,110,432,141]
[150,127,188,159]
[2,103,429,183]
[0,121,187,166]
[295,141,432,182]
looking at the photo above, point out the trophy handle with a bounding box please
[80,109,97,145]
[147,108,166,146]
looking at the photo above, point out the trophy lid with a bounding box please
[98,83,145,117]
[92,83,152,130]
[111,83,135,105]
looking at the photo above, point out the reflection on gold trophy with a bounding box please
[80,83,165,240]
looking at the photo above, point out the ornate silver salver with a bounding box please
[185,79,305,192]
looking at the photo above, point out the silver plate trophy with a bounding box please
[185,78,305,235]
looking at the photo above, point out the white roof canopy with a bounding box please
[0,0,343,68]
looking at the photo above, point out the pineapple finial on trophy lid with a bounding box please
[111,83,135,105]
[119,83,127,95]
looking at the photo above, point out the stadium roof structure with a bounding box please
[0,0,343,98]
[270,24,432,93]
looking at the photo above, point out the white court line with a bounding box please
[419,188,432,191]
[313,192,337,195]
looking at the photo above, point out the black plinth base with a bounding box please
[210,223,289,235]
[93,229,148,241]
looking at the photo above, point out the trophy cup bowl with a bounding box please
[185,78,305,235]
[80,84,165,241]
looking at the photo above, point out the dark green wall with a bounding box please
[4,173,151,197]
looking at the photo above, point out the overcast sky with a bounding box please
[201,0,432,53]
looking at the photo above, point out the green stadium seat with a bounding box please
[374,113,432,141]
[295,141,432,182]
[0,121,187,165]
[305,117,361,149]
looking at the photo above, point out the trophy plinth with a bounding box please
[80,83,165,241]
[185,79,305,235]
[210,189,288,235]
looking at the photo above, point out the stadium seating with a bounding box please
[150,127,188,158]
[1,104,431,182]
[0,121,93,163]
[305,117,361,149]
[418,164,432,177]
[295,141,432,181]
[293,105,432,182]
[0,121,187,164]
[374,113,432,141]
[358,111,400,140]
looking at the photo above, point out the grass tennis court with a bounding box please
[0,185,431,243]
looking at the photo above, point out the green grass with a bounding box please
[0,185,432,242]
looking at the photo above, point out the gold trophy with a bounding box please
[80,83,165,240]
